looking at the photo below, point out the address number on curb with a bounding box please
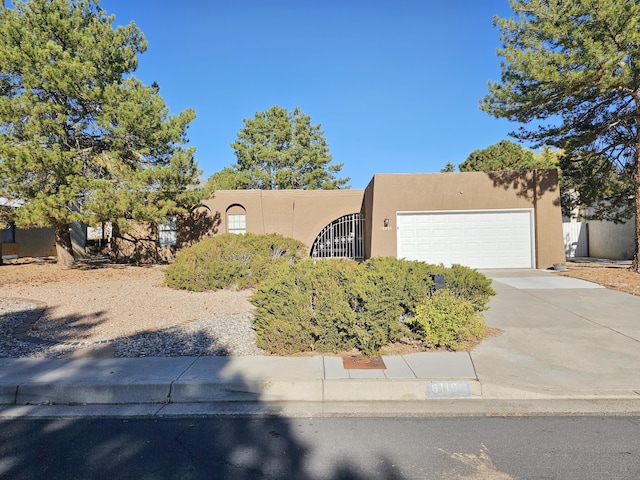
[427,381,472,399]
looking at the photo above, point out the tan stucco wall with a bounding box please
[532,169,566,268]
[111,170,565,267]
[363,178,375,259]
[202,190,365,252]
[363,170,565,269]
[15,227,56,258]
[588,216,635,260]
[110,221,176,264]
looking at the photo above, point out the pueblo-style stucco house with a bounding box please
[113,169,565,269]
[5,170,565,268]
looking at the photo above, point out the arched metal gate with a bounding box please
[311,213,364,261]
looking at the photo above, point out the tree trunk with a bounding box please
[633,164,640,272]
[633,108,640,273]
[55,223,75,266]
[633,141,640,272]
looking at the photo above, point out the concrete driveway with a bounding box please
[474,269,640,399]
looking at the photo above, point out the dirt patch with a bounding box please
[378,326,503,355]
[558,261,640,296]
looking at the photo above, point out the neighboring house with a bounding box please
[1,197,57,260]
[563,198,635,260]
[2,225,57,260]
[2,196,114,260]
[563,218,635,260]
[112,170,565,269]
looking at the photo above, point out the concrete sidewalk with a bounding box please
[0,351,479,406]
[1,269,640,415]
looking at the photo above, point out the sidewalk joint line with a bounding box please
[168,356,200,403]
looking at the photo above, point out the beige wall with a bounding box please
[363,170,565,269]
[532,169,566,268]
[202,190,365,253]
[15,227,57,258]
[588,216,635,260]
[109,170,565,268]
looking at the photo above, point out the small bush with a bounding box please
[426,263,495,310]
[251,257,457,355]
[347,258,434,354]
[251,259,360,354]
[165,233,306,291]
[407,290,486,349]
[251,257,494,355]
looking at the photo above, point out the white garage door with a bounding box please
[397,210,535,269]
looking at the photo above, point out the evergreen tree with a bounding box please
[0,0,203,265]
[482,0,640,271]
[440,161,456,173]
[212,105,349,190]
[459,140,553,172]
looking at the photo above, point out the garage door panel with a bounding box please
[397,210,534,269]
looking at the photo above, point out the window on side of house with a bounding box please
[227,213,246,234]
[159,215,177,246]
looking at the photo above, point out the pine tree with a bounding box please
[0,0,203,265]
[213,105,349,190]
[459,140,553,172]
[482,0,640,271]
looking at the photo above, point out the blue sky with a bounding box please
[101,0,519,189]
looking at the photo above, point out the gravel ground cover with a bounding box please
[1,257,638,359]
[0,259,261,358]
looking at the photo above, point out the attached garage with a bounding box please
[194,171,564,270]
[396,209,535,269]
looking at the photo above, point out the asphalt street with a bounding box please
[1,416,639,479]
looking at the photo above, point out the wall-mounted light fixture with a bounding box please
[383,216,389,228]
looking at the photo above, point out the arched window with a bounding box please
[226,205,246,234]
[311,213,364,261]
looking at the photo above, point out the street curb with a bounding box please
[6,378,483,405]
[2,398,640,419]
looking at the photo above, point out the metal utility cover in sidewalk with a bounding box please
[342,355,387,370]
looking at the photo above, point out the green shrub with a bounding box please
[167,235,496,355]
[250,257,495,355]
[251,257,442,355]
[426,263,495,310]
[165,233,306,291]
[407,290,486,349]
[347,257,434,354]
[251,259,360,354]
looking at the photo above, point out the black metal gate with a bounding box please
[311,213,364,261]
